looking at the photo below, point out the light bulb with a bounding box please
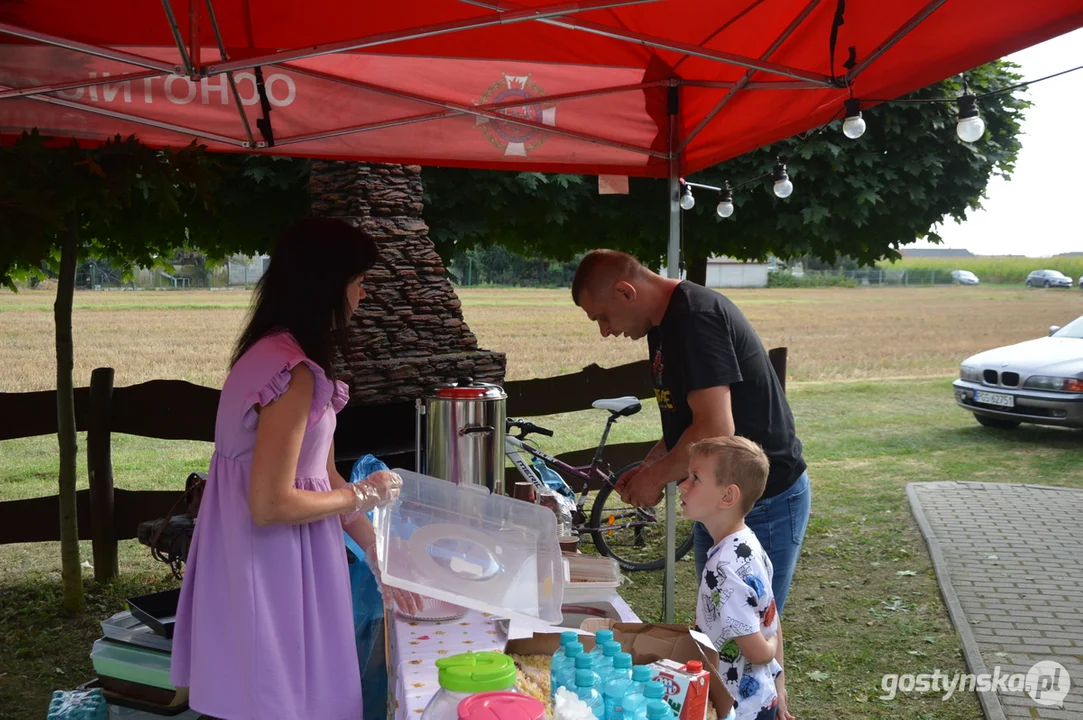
[773,179,793,199]
[956,115,985,143]
[843,115,866,139]
[716,200,734,218]
[842,98,865,139]
[679,187,695,210]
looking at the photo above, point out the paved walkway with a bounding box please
[908,482,1083,719]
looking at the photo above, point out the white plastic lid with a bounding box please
[373,469,564,624]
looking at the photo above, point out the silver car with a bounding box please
[1025,269,1073,288]
[953,315,1083,429]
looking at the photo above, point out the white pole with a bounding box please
[664,83,679,624]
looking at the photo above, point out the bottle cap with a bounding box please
[643,681,665,699]
[576,670,596,688]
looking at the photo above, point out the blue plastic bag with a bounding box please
[346,454,390,720]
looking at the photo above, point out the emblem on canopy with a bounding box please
[474,74,557,157]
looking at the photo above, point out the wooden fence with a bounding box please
[0,348,786,581]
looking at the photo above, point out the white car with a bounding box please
[951,270,979,285]
[953,316,1083,429]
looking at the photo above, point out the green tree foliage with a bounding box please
[0,133,308,613]
[422,62,1028,284]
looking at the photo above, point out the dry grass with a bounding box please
[2,285,1079,392]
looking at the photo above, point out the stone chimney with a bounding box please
[310,161,506,403]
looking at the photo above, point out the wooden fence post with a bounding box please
[768,347,788,393]
[87,367,117,582]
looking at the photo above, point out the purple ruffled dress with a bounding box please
[171,332,361,720]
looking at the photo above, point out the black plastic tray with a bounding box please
[126,588,180,640]
[78,678,191,716]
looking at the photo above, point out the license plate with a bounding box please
[975,390,1014,408]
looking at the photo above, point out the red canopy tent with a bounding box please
[2,0,1081,177]
[3,0,1082,616]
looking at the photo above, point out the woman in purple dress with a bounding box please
[171,217,419,720]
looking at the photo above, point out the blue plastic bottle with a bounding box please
[575,669,606,718]
[591,629,615,658]
[554,642,586,695]
[631,665,653,694]
[595,641,622,684]
[551,632,580,697]
[603,654,635,720]
[571,652,601,692]
[646,699,675,720]
[621,693,648,720]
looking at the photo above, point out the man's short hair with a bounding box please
[572,249,645,306]
[689,436,770,514]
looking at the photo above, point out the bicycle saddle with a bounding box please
[592,396,642,416]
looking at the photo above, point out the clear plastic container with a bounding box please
[100,611,172,653]
[421,652,518,720]
[374,470,564,624]
[90,639,172,690]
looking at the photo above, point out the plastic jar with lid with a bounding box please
[421,652,519,720]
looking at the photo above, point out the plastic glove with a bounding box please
[363,544,425,617]
[348,470,402,512]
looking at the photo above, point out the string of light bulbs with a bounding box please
[680,63,1083,219]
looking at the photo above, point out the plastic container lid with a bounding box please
[373,470,563,624]
[458,692,544,720]
[646,700,671,719]
[643,682,664,700]
[575,670,596,688]
[436,652,517,693]
[100,611,172,653]
[612,653,632,669]
[632,666,652,683]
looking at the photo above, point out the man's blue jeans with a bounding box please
[693,471,810,616]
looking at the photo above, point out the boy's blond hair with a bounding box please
[689,436,769,514]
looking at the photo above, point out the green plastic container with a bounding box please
[90,638,173,690]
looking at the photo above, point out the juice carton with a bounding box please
[647,659,710,720]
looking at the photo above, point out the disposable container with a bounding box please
[373,469,563,623]
[421,652,519,720]
[457,691,545,720]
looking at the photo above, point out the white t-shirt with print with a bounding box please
[696,527,782,720]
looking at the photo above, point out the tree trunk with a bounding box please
[686,252,708,287]
[55,212,83,614]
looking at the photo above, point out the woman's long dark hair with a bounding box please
[232,217,379,377]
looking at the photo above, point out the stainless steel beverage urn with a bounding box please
[416,378,507,496]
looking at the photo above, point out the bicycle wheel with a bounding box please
[588,462,695,572]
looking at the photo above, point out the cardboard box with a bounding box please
[505,623,733,717]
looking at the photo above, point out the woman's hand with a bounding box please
[363,548,424,616]
[347,470,403,512]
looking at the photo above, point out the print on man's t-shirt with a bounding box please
[652,347,675,410]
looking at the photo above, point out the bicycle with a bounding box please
[504,396,694,572]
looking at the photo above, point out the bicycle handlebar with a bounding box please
[506,417,554,437]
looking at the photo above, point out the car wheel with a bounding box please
[975,415,1021,430]
[1025,280,1032,287]
[1044,280,1051,288]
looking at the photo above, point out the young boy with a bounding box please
[679,436,791,720]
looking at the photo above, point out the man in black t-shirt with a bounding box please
[572,250,810,618]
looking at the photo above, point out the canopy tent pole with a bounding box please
[663,81,679,624]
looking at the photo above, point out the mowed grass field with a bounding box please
[1,285,1082,720]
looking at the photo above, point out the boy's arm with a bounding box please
[734,631,777,665]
